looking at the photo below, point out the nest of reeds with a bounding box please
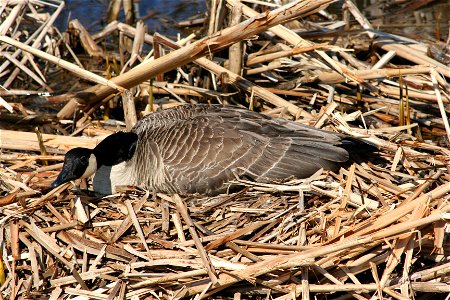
[0,0,449,299]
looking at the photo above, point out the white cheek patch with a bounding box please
[80,154,98,179]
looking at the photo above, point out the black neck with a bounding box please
[93,132,138,167]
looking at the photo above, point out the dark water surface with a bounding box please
[57,0,206,36]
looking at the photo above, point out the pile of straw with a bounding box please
[0,0,449,298]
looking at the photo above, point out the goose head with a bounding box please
[51,148,97,188]
[51,131,138,189]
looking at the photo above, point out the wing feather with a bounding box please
[130,105,356,194]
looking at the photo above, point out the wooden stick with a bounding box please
[122,89,138,131]
[228,1,243,76]
[130,269,207,289]
[430,69,450,141]
[128,20,146,66]
[107,0,121,22]
[204,220,272,251]
[124,199,152,259]
[0,129,103,152]
[0,2,25,35]
[344,0,374,39]
[246,44,339,66]
[109,192,149,243]
[173,194,218,285]
[68,19,104,58]
[316,66,432,84]
[333,164,356,237]
[276,282,450,295]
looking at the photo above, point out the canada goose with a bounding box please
[51,104,373,195]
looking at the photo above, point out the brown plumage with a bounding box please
[52,104,371,195]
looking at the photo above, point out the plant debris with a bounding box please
[0,0,449,299]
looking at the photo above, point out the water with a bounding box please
[57,0,206,36]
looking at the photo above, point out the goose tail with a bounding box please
[340,137,379,163]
